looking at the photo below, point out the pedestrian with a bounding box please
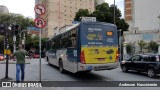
[12,44,27,83]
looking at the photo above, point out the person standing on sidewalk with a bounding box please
[13,44,27,83]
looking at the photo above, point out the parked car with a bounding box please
[33,53,40,58]
[0,54,4,61]
[120,54,160,78]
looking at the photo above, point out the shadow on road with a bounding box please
[47,64,109,81]
[124,70,160,79]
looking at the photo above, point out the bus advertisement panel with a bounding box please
[80,22,118,64]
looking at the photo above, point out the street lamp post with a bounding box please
[114,0,116,24]
[158,15,160,54]
[118,29,122,62]
[19,30,26,48]
[158,15,160,30]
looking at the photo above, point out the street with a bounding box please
[0,59,160,90]
[0,58,160,81]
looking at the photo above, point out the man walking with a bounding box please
[13,45,27,83]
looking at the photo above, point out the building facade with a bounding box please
[124,0,160,31]
[95,0,105,6]
[36,0,95,38]
[0,5,9,14]
[123,0,160,58]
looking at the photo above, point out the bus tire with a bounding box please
[59,60,65,73]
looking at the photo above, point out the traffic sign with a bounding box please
[4,49,11,54]
[27,27,41,30]
[34,18,46,28]
[34,4,46,15]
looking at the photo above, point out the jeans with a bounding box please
[16,64,25,82]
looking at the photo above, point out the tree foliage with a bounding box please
[126,43,133,55]
[138,40,147,51]
[74,3,129,32]
[0,13,34,30]
[0,13,34,52]
[148,41,159,53]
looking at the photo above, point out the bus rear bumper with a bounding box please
[77,62,118,72]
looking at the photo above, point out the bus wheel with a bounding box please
[59,60,65,73]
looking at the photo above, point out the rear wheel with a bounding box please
[147,68,156,78]
[122,65,128,73]
[59,60,65,73]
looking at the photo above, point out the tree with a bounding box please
[0,13,34,52]
[74,9,90,21]
[126,43,133,55]
[148,41,159,53]
[138,40,147,52]
[0,13,34,30]
[74,2,129,32]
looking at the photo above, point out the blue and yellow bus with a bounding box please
[46,21,119,73]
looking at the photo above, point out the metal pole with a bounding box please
[13,35,16,53]
[19,34,21,44]
[5,44,9,79]
[39,29,42,82]
[119,29,122,62]
[3,37,5,59]
[114,0,116,24]
[23,33,25,49]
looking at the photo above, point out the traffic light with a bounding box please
[11,25,20,35]
[0,25,5,35]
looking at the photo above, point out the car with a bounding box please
[120,54,160,78]
[33,53,40,58]
[0,54,4,61]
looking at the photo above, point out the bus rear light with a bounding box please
[116,50,119,62]
[80,51,86,64]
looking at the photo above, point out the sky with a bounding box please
[0,0,124,19]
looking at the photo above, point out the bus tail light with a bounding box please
[116,50,119,62]
[80,51,86,64]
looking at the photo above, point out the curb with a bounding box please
[0,61,30,64]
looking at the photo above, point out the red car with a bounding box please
[0,54,4,61]
[33,53,40,58]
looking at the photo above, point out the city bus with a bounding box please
[45,21,119,73]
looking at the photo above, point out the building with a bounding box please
[36,0,95,38]
[0,5,9,14]
[124,0,160,31]
[123,0,160,57]
[95,0,105,6]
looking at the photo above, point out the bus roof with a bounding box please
[80,21,117,28]
[49,21,117,40]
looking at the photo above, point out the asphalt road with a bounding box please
[0,58,160,90]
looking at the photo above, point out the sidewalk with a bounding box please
[0,59,30,64]
[0,59,43,81]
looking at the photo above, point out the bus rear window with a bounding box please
[80,24,118,46]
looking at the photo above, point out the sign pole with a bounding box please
[34,4,46,83]
[39,28,42,82]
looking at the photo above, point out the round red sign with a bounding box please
[34,18,46,28]
[34,4,46,15]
